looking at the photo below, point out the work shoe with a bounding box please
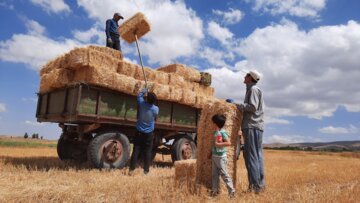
[210,191,219,197]
[229,192,236,199]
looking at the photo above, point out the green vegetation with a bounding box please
[0,140,56,148]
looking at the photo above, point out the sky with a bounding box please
[0,0,360,143]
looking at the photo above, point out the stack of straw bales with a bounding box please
[195,100,243,189]
[174,159,197,186]
[39,45,213,109]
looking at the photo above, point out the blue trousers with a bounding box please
[242,128,265,190]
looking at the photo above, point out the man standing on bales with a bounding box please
[209,114,236,198]
[236,70,265,194]
[105,12,124,51]
[129,88,159,175]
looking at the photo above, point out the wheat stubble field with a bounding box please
[0,140,360,203]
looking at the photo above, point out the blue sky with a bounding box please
[0,0,359,143]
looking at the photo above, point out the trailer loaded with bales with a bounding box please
[36,39,216,168]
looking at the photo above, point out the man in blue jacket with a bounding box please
[129,88,159,175]
[105,12,123,51]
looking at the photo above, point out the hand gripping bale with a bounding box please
[118,12,151,43]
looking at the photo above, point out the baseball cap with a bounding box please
[114,12,124,19]
[248,70,261,81]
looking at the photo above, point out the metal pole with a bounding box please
[134,34,148,90]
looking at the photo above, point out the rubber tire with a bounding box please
[171,135,197,162]
[235,136,241,160]
[57,135,71,160]
[88,132,130,169]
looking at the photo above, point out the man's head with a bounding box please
[212,114,226,129]
[146,92,157,105]
[113,12,124,21]
[244,70,261,84]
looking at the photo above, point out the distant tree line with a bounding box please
[24,132,43,140]
[264,146,352,152]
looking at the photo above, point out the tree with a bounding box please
[24,132,29,139]
[32,133,36,139]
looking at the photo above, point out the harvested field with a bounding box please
[1,139,360,202]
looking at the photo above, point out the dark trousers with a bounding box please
[129,130,154,173]
[106,34,121,51]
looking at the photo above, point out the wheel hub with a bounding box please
[181,142,192,159]
[102,140,123,163]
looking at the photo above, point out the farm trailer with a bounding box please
[36,83,199,169]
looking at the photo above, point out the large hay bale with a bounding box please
[39,68,73,93]
[181,89,196,107]
[168,73,193,90]
[193,83,214,97]
[117,61,139,78]
[65,48,119,72]
[169,86,183,102]
[154,70,170,85]
[174,159,197,187]
[157,64,201,83]
[195,100,242,189]
[88,45,123,59]
[112,73,137,95]
[134,67,156,82]
[149,83,171,101]
[73,65,113,89]
[119,12,151,43]
[39,55,65,76]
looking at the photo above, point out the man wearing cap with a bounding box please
[105,12,124,51]
[236,70,265,194]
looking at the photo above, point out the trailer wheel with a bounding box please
[171,135,196,162]
[88,132,130,169]
[57,136,71,160]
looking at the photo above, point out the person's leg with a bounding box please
[143,132,154,174]
[211,156,220,195]
[129,132,141,171]
[113,37,121,51]
[218,156,235,195]
[255,129,265,189]
[243,128,261,191]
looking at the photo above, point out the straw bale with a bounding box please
[112,73,137,95]
[193,83,214,97]
[154,70,170,85]
[174,159,197,187]
[134,67,156,82]
[181,89,196,107]
[119,12,151,43]
[117,61,139,77]
[195,101,242,189]
[157,64,202,83]
[39,68,73,93]
[200,72,212,86]
[64,48,89,69]
[73,65,113,88]
[39,56,65,76]
[88,45,123,59]
[169,86,183,102]
[149,83,171,101]
[88,49,119,72]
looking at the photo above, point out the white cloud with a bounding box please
[0,1,14,10]
[0,20,83,70]
[21,98,38,103]
[207,21,234,46]
[73,26,104,44]
[319,125,358,134]
[233,20,360,119]
[266,117,292,125]
[76,0,204,65]
[247,0,327,18]
[25,120,44,126]
[0,103,6,112]
[265,134,307,144]
[213,8,244,25]
[26,20,46,36]
[30,0,71,14]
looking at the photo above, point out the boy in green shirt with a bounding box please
[209,114,235,198]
